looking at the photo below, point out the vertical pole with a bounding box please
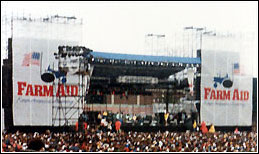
[111,94,114,105]
[82,61,84,116]
[152,35,154,56]
[182,31,185,57]
[187,30,189,57]
[58,57,61,126]
[58,82,61,126]
[11,13,13,38]
[40,52,43,75]
[156,36,159,56]
[78,58,81,122]
[52,62,54,126]
[195,31,198,58]
[191,30,194,58]
[200,32,202,52]
[64,83,67,126]
[174,32,177,57]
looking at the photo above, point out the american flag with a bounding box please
[22,52,41,66]
[233,63,240,74]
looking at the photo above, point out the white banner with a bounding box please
[187,68,195,96]
[12,38,84,126]
[117,76,158,84]
[201,51,252,126]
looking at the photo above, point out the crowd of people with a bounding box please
[2,111,257,152]
[84,110,197,128]
[2,123,257,152]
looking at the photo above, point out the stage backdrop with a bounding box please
[201,51,252,126]
[12,37,85,126]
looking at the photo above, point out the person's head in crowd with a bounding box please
[27,138,45,151]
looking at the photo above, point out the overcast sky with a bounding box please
[1,1,258,76]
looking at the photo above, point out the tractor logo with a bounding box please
[41,65,67,83]
[213,74,233,88]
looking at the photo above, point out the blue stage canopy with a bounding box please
[92,51,201,64]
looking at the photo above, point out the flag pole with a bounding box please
[40,52,43,75]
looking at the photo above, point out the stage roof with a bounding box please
[92,51,201,64]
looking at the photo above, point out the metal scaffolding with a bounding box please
[51,46,92,126]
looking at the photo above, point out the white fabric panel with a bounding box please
[201,50,252,126]
[12,38,83,126]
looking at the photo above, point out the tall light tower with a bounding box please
[184,26,216,57]
[184,26,194,57]
[146,34,166,56]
